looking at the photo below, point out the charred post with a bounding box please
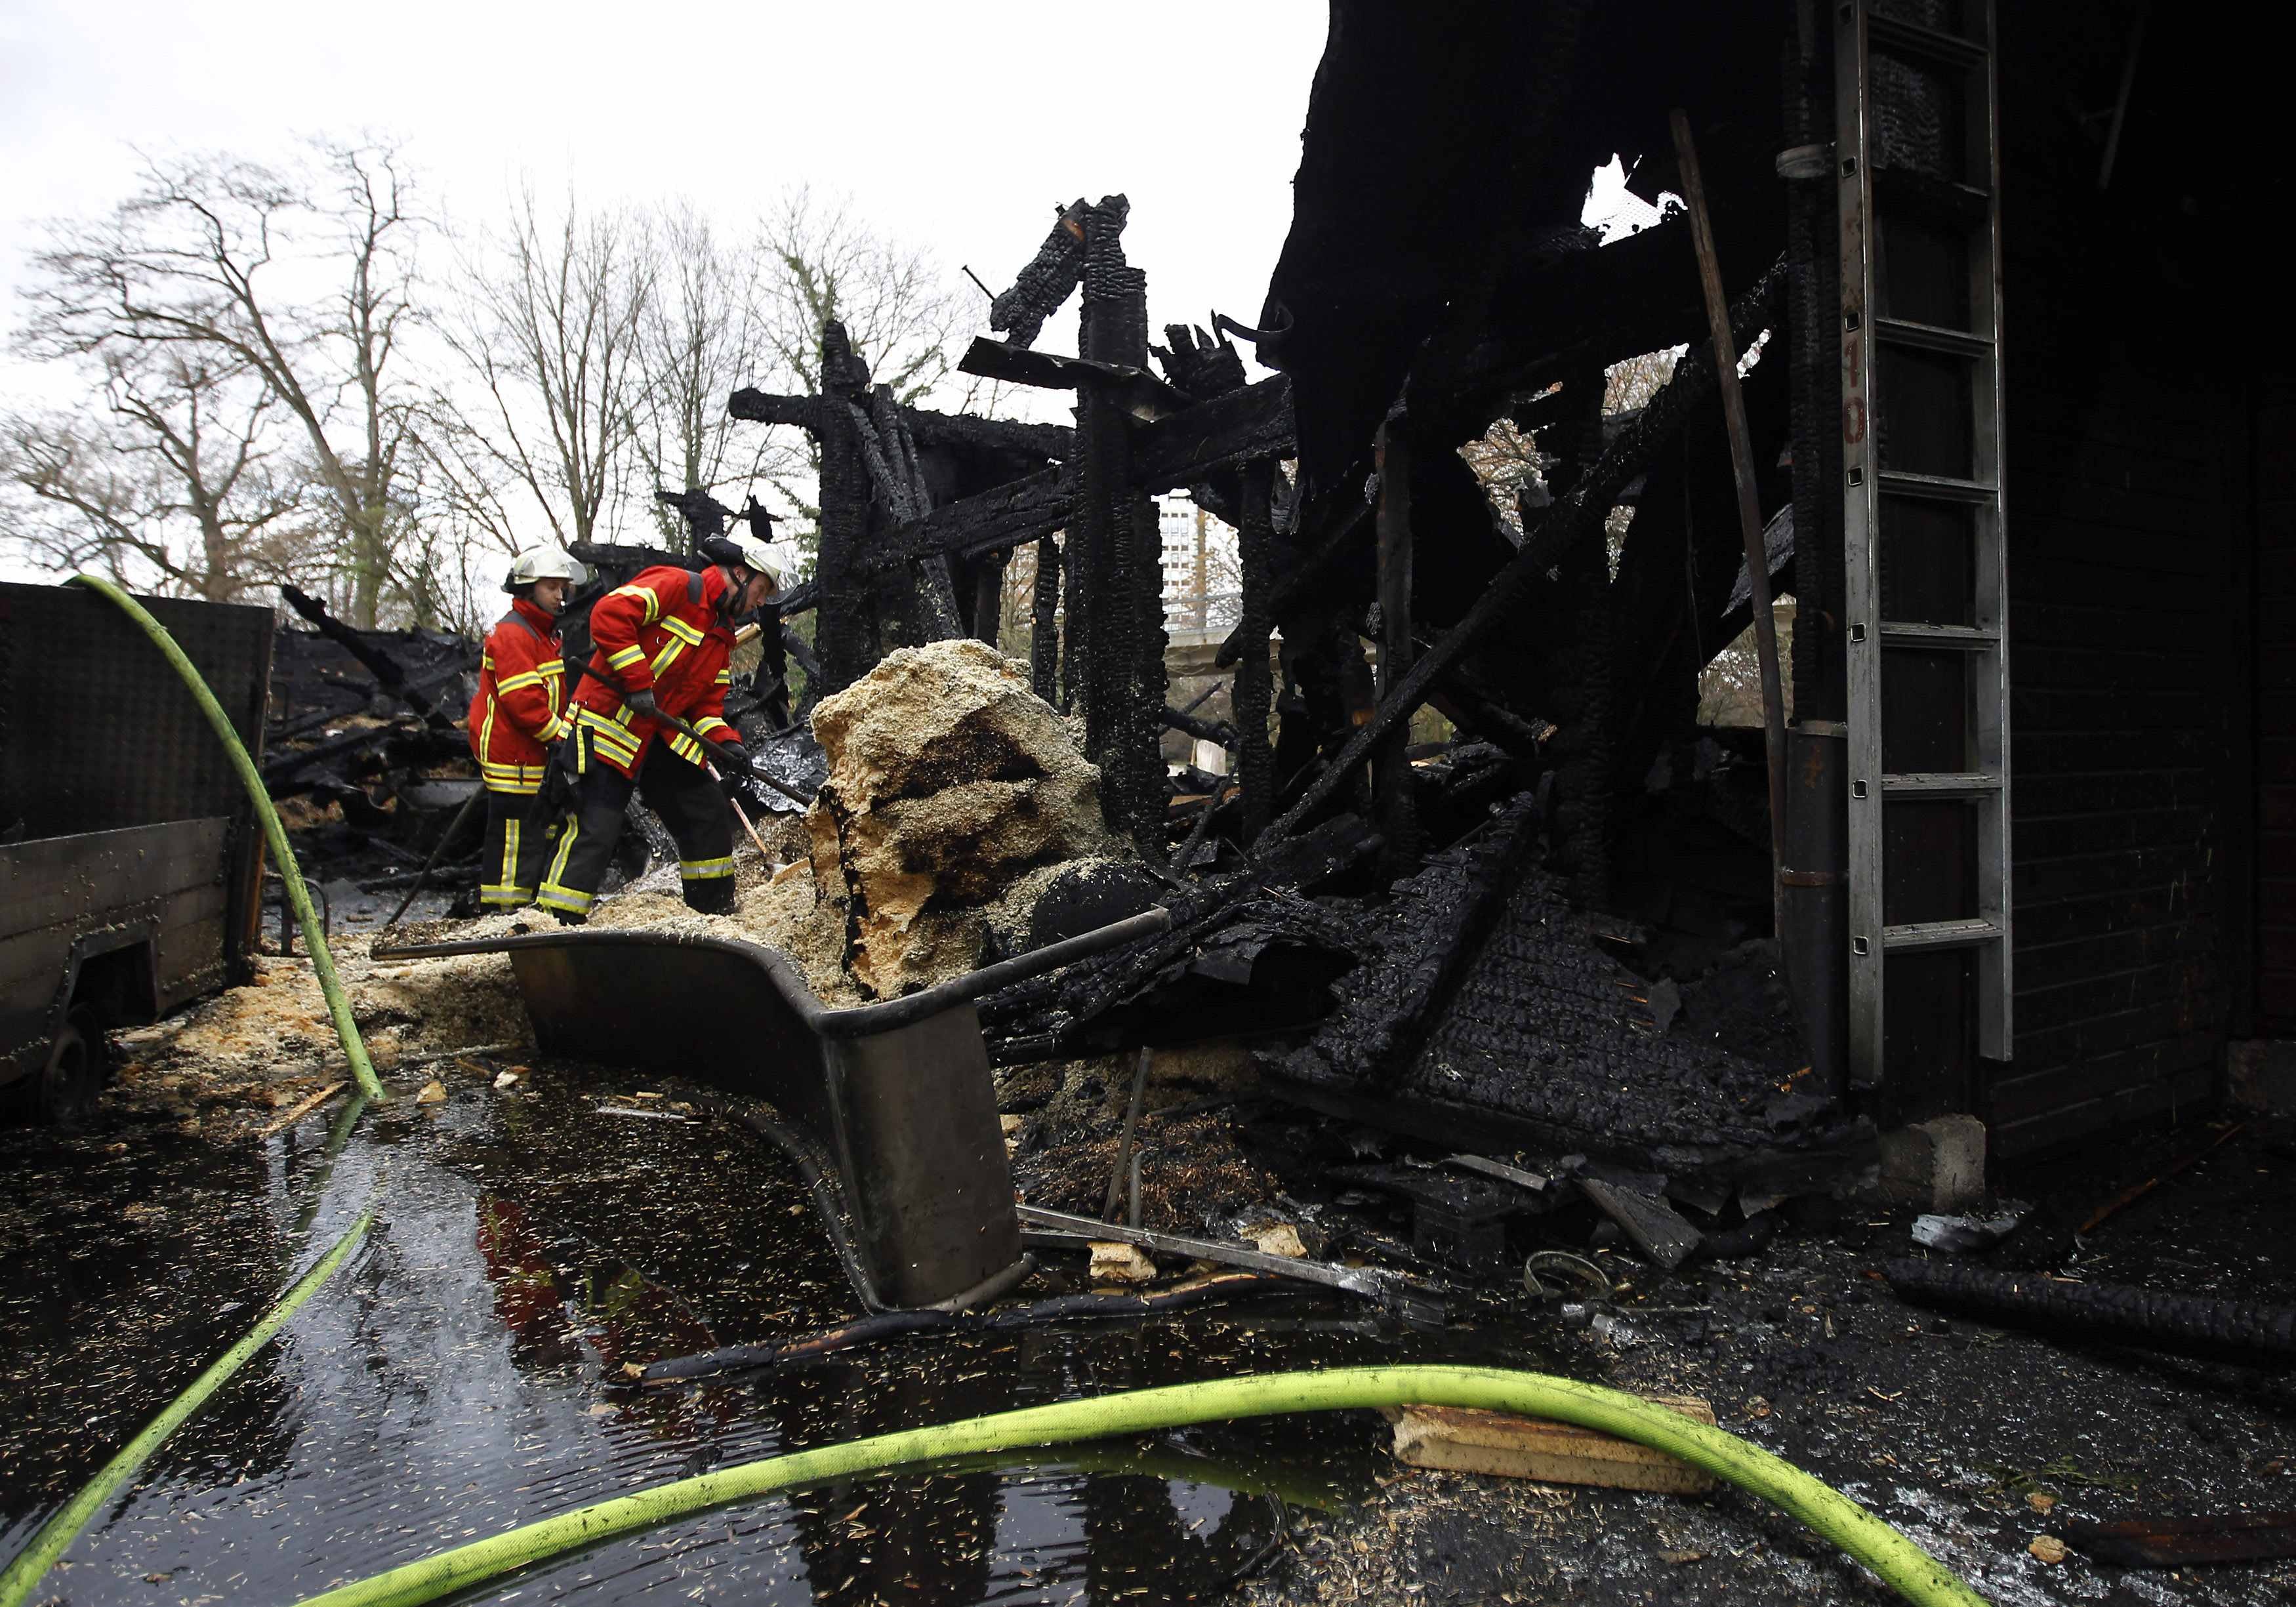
[1372,422,1422,871]
[813,322,878,695]
[1073,196,1168,857]
[1030,532,1062,704]
[1233,461,1278,843]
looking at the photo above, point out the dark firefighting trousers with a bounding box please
[535,740,735,922]
[479,789,558,908]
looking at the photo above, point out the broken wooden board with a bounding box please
[1391,1394,1720,1490]
[1387,1394,1717,1493]
[2060,1511,2296,1568]
[1578,1177,1704,1270]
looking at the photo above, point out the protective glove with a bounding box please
[528,736,579,823]
[625,687,660,720]
[713,739,752,773]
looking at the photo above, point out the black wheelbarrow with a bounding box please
[373,908,1166,1311]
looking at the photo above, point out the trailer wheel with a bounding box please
[37,1006,109,1127]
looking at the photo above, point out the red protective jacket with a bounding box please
[468,596,567,794]
[570,564,737,777]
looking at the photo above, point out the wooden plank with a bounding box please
[1578,1178,1702,1270]
[1388,1395,1717,1493]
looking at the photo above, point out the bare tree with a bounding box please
[14,139,421,623]
[630,203,800,544]
[429,187,655,552]
[1,347,314,601]
[749,188,988,548]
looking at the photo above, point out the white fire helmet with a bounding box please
[501,545,588,594]
[720,531,780,589]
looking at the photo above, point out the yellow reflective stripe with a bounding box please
[679,857,735,880]
[538,818,591,912]
[666,732,703,764]
[607,582,663,626]
[480,886,535,906]
[659,616,704,647]
[691,716,731,739]
[606,644,646,671]
[714,668,732,685]
[650,639,687,676]
[577,709,641,749]
[496,668,550,694]
[482,756,546,791]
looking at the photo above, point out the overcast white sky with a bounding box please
[0,3,1654,588]
[0,0,1326,371]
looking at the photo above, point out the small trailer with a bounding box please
[0,582,274,1122]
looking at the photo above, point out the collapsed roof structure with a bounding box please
[659,0,2280,1176]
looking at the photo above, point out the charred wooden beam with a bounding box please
[869,464,1069,573]
[1131,375,1294,491]
[957,337,1191,421]
[989,197,1094,350]
[1256,258,1786,848]
[812,322,878,695]
[1153,323,1248,401]
[1072,197,1167,859]
[1233,460,1279,842]
[1161,702,1235,748]
[1372,422,1421,871]
[728,386,1076,462]
[914,551,965,640]
[278,585,455,733]
[860,376,1296,581]
[1029,533,1061,704]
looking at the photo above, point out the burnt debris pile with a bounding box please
[260,3,1882,1220]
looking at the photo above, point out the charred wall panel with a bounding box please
[2257,380,2296,1034]
[1988,1,2252,1156]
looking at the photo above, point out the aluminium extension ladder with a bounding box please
[1834,0,2011,1092]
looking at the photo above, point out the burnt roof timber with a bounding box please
[727,385,1077,462]
[863,376,1296,575]
[957,337,1192,420]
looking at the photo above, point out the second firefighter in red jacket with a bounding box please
[536,533,778,922]
[468,546,581,909]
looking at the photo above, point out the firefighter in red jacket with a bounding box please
[536,532,778,922]
[467,546,582,908]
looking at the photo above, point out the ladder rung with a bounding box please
[1866,12,1990,73]
[1876,470,1996,504]
[1877,622,1999,649]
[1872,167,1994,226]
[1874,316,1994,359]
[1881,918,2002,952]
[1882,772,2003,797]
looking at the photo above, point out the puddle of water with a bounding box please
[0,1062,1573,1604]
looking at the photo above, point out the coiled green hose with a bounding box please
[70,574,386,1103]
[292,1366,1990,1607]
[0,1210,375,1607]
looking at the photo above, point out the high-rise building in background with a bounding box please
[1155,490,1239,634]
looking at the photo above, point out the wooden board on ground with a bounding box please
[1387,1394,1717,1494]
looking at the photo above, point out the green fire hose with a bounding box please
[292,1366,1989,1607]
[0,1210,375,1607]
[70,574,386,1103]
